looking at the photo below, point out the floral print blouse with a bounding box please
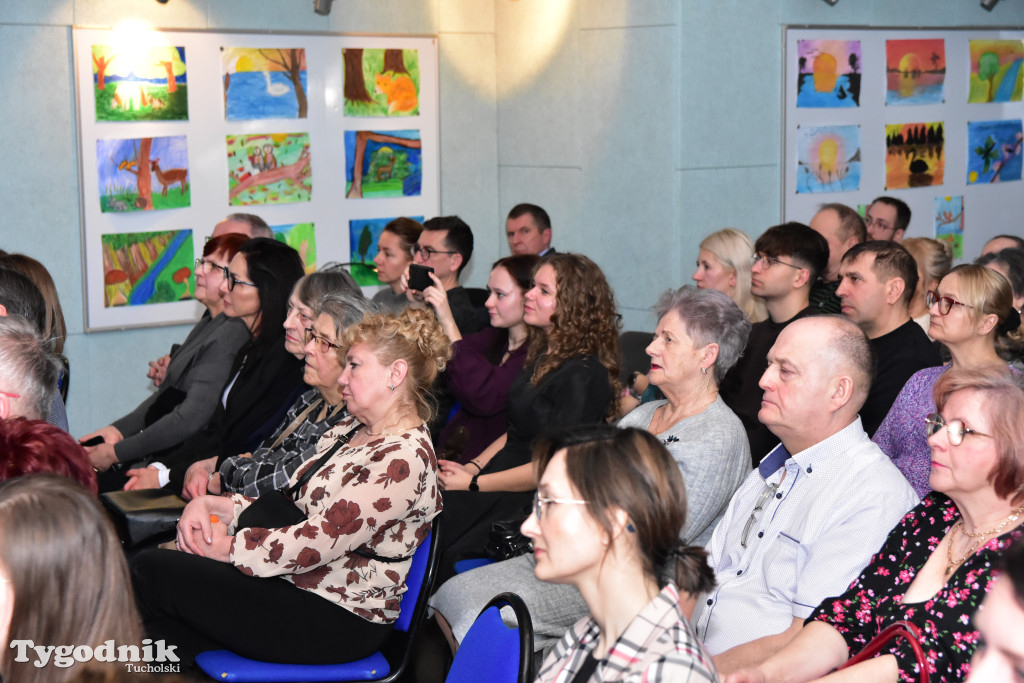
[810,493,1024,682]
[227,416,442,624]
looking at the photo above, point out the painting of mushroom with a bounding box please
[100,229,195,307]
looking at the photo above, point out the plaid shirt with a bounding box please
[219,389,348,497]
[535,583,718,683]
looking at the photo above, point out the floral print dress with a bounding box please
[809,493,1023,682]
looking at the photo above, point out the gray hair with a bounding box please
[315,291,380,340]
[653,285,752,383]
[225,213,273,238]
[295,266,360,310]
[0,315,60,420]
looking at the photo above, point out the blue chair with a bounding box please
[445,592,534,683]
[453,557,494,574]
[195,517,442,682]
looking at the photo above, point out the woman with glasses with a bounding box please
[371,217,422,313]
[82,233,251,491]
[725,366,1024,683]
[527,425,718,683]
[873,264,1022,498]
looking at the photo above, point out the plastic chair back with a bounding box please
[445,592,534,683]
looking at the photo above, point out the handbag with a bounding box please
[838,620,928,683]
[100,489,187,548]
[484,504,533,561]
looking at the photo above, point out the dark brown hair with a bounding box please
[841,240,919,307]
[0,254,67,355]
[382,217,423,259]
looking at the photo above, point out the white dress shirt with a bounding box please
[692,417,919,654]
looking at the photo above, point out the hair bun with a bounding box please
[1000,307,1022,336]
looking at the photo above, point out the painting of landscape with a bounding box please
[885,122,945,189]
[796,125,861,193]
[226,132,311,205]
[343,48,420,117]
[797,40,861,108]
[968,39,1024,103]
[92,44,188,121]
[886,39,945,105]
[222,47,308,120]
[344,130,421,198]
[272,222,316,273]
[101,230,195,307]
[96,136,189,213]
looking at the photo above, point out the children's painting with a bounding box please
[272,222,316,274]
[226,133,311,205]
[885,122,945,189]
[344,130,422,199]
[343,48,420,117]
[96,136,189,212]
[101,230,194,307]
[796,40,861,108]
[221,47,308,120]
[886,39,945,105]
[967,120,1023,184]
[934,196,964,260]
[92,45,187,121]
[348,216,424,286]
[968,40,1024,103]
[795,125,861,193]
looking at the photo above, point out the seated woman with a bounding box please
[430,285,752,653]
[902,237,952,338]
[874,264,1022,497]
[436,253,621,582]
[528,425,718,682]
[428,254,539,463]
[371,217,422,313]
[131,307,450,666]
[0,475,142,683]
[726,365,1024,683]
[81,233,251,490]
[966,537,1024,682]
[693,228,767,323]
[976,246,1024,367]
[179,290,374,500]
[0,417,96,491]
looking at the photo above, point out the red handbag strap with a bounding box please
[839,620,928,683]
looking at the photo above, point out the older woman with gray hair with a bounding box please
[428,285,753,658]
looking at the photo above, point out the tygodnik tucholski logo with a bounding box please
[9,638,181,673]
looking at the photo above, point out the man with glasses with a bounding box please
[406,215,486,336]
[865,196,911,242]
[808,203,866,314]
[694,316,919,675]
[720,223,828,466]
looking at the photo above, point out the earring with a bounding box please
[701,366,707,375]
[389,383,395,391]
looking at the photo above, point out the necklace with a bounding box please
[944,502,1024,576]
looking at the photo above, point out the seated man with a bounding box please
[981,234,1024,256]
[808,203,865,314]
[505,203,554,256]
[719,223,828,465]
[693,316,919,674]
[836,240,941,435]
[0,314,61,423]
[865,196,911,242]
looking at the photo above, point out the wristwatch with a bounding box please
[469,473,480,492]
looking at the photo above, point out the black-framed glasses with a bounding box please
[751,253,801,271]
[740,481,780,548]
[413,244,457,260]
[226,272,257,291]
[195,257,229,279]
[925,412,991,446]
[304,327,343,353]
[926,290,969,316]
[865,215,895,236]
[532,492,588,522]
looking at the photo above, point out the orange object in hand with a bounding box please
[210,515,219,524]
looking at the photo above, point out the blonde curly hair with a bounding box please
[342,307,452,421]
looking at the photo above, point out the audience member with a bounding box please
[80,233,251,485]
[0,253,67,355]
[435,253,621,582]
[874,264,1020,497]
[505,203,554,256]
[981,234,1024,256]
[529,426,718,683]
[210,212,273,239]
[695,316,919,674]
[719,222,828,465]
[430,285,751,655]
[902,236,952,337]
[977,247,1024,367]
[0,475,141,683]
[0,418,96,492]
[966,536,1024,682]
[371,216,422,313]
[431,254,540,463]
[726,366,1024,683]
[693,228,767,322]
[808,203,866,314]
[865,196,911,241]
[132,307,449,666]
[836,241,941,434]
[0,316,60,422]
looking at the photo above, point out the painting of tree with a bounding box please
[221,47,308,120]
[96,136,190,212]
[343,48,420,117]
[226,133,312,205]
[344,130,422,198]
[91,44,188,121]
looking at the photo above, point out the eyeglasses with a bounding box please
[926,290,969,316]
[925,412,991,446]
[226,272,257,291]
[413,245,457,260]
[0,390,21,400]
[865,215,894,235]
[532,492,589,522]
[751,253,802,271]
[740,481,780,548]
[195,258,229,279]
[304,327,343,353]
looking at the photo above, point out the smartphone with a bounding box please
[80,436,104,447]
[408,264,435,292]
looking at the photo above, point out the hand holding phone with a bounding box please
[408,264,435,292]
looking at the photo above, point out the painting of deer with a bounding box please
[151,158,189,196]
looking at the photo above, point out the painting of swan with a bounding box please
[264,71,290,96]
